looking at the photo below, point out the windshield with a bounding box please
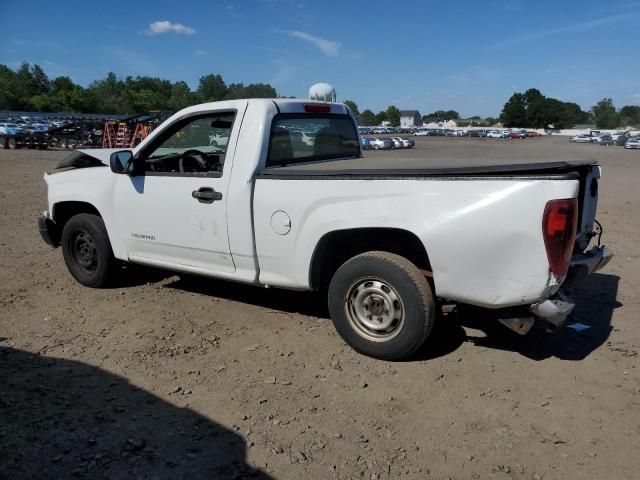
[266,114,360,167]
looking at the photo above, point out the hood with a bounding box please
[53,148,122,171]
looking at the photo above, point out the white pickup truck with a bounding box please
[38,99,612,359]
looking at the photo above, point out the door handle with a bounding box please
[192,187,222,204]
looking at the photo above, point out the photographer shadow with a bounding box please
[0,345,271,480]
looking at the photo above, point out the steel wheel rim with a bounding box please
[71,231,98,271]
[344,277,405,342]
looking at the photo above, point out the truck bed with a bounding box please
[259,157,596,179]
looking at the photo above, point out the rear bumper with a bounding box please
[530,246,613,328]
[38,212,60,247]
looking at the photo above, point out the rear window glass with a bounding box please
[266,114,360,167]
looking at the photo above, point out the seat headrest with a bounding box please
[270,128,294,163]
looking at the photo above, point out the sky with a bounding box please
[1,0,639,117]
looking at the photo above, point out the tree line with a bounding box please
[500,88,640,129]
[0,63,277,115]
[2,63,638,129]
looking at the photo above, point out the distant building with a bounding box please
[422,119,458,129]
[399,110,421,128]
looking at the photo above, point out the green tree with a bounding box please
[385,105,400,127]
[359,109,376,125]
[591,98,619,129]
[197,74,226,101]
[343,100,359,117]
[0,64,19,109]
[168,81,194,111]
[619,105,640,126]
[0,63,280,114]
[501,93,527,127]
[374,110,388,125]
[443,110,459,120]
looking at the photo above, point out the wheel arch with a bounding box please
[52,201,103,231]
[309,227,434,290]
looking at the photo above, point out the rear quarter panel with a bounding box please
[254,176,579,308]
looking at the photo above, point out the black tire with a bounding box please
[0,137,6,149]
[61,213,116,287]
[8,138,17,149]
[328,251,435,360]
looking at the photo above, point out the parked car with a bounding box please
[413,129,429,136]
[390,137,413,148]
[369,137,393,150]
[526,130,543,138]
[599,134,614,146]
[37,98,612,360]
[616,134,630,146]
[468,130,486,138]
[611,132,627,142]
[0,122,25,135]
[625,137,640,149]
[570,134,592,143]
[487,130,508,138]
[390,137,403,148]
[360,136,372,150]
[509,130,527,139]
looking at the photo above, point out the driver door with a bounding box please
[113,108,244,273]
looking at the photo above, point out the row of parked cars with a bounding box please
[361,136,415,150]
[359,127,414,135]
[411,128,542,138]
[569,132,640,149]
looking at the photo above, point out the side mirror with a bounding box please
[110,150,134,174]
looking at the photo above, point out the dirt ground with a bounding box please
[1,136,638,480]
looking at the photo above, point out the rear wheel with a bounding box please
[328,251,435,360]
[0,137,6,149]
[61,213,116,287]
[8,138,17,149]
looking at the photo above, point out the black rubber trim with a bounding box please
[38,215,60,247]
[143,171,223,178]
[257,171,580,181]
[258,160,595,179]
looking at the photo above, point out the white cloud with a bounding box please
[146,20,195,36]
[287,30,340,57]
[491,12,638,48]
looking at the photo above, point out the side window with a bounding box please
[266,114,360,168]
[142,112,235,174]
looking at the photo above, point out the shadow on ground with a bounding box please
[0,346,271,480]
[166,275,331,319]
[118,266,619,363]
[456,273,621,361]
[168,275,467,361]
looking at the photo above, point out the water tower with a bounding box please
[308,82,336,102]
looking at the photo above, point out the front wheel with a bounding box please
[328,251,435,360]
[61,213,116,287]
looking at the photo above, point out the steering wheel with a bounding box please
[178,149,207,172]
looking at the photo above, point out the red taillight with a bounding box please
[542,198,578,277]
[304,103,331,113]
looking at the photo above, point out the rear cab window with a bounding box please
[266,114,360,168]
